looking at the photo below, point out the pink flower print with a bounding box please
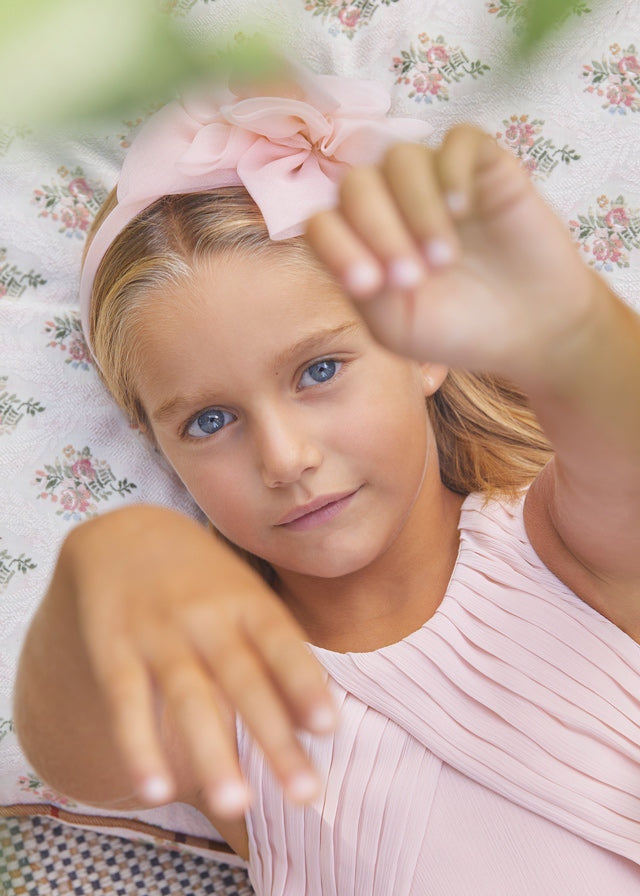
[58,200,80,231]
[75,484,92,513]
[32,189,46,209]
[605,206,629,230]
[606,79,635,107]
[338,6,360,28]
[504,122,535,149]
[59,200,90,233]
[72,457,95,482]
[60,486,80,512]
[413,70,443,96]
[522,157,537,176]
[426,45,449,68]
[593,236,623,264]
[68,334,90,364]
[0,284,6,298]
[618,55,640,75]
[68,177,93,200]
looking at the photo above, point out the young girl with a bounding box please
[14,64,640,893]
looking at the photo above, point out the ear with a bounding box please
[420,362,448,397]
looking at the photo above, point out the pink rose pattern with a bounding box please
[304,0,400,40]
[582,43,640,114]
[32,165,108,239]
[33,445,137,522]
[569,195,640,272]
[391,34,489,103]
[495,115,580,180]
[44,314,93,371]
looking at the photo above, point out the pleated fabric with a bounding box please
[237,493,640,894]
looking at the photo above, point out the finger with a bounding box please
[380,142,459,270]
[211,633,323,805]
[309,164,427,296]
[435,125,525,221]
[149,638,251,819]
[433,125,485,219]
[306,208,385,298]
[243,601,337,734]
[93,638,175,805]
[339,164,428,291]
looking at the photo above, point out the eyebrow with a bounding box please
[151,321,362,425]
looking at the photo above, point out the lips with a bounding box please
[276,489,360,531]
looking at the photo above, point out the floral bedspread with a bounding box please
[1,0,639,872]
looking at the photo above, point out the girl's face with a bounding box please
[133,252,445,580]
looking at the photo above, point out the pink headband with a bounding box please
[79,63,432,347]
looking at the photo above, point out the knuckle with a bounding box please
[158,661,206,705]
[338,163,379,204]
[216,650,261,695]
[382,140,427,171]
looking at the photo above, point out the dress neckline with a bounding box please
[308,490,499,660]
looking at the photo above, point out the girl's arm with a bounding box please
[306,127,640,640]
[14,504,334,821]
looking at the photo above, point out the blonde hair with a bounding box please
[85,186,552,507]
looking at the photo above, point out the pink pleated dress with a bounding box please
[237,493,640,894]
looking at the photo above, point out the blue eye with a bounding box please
[300,359,341,387]
[186,408,235,439]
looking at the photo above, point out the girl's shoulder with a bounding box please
[458,487,577,597]
[460,482,639,648]
[521,469,640,645]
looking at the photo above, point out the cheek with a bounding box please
[341,377,429,467]
[192,467,253,534]
[157,445,255,534]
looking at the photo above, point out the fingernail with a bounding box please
[344,261,382,295]
[141,775,172,804]
[210,780,251,816]
[308,703,337,734]
[387,257,423,289]
[424,238,454,268]
[287,771,320,803]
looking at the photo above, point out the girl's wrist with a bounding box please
[507,268,611,399]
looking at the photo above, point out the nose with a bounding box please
[254,408,322,488]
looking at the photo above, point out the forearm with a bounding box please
[522,272,640,579]
[13,545,142,808]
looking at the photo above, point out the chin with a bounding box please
[272,544,382,580]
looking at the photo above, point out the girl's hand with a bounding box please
[306,125,595,386]
[21,504,335,820]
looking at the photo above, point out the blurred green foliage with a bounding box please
[518,0,595,54]
[0,0,603,128]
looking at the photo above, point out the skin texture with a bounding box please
[14,125,640,862]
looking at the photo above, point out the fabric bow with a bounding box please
[79,63,433,342]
